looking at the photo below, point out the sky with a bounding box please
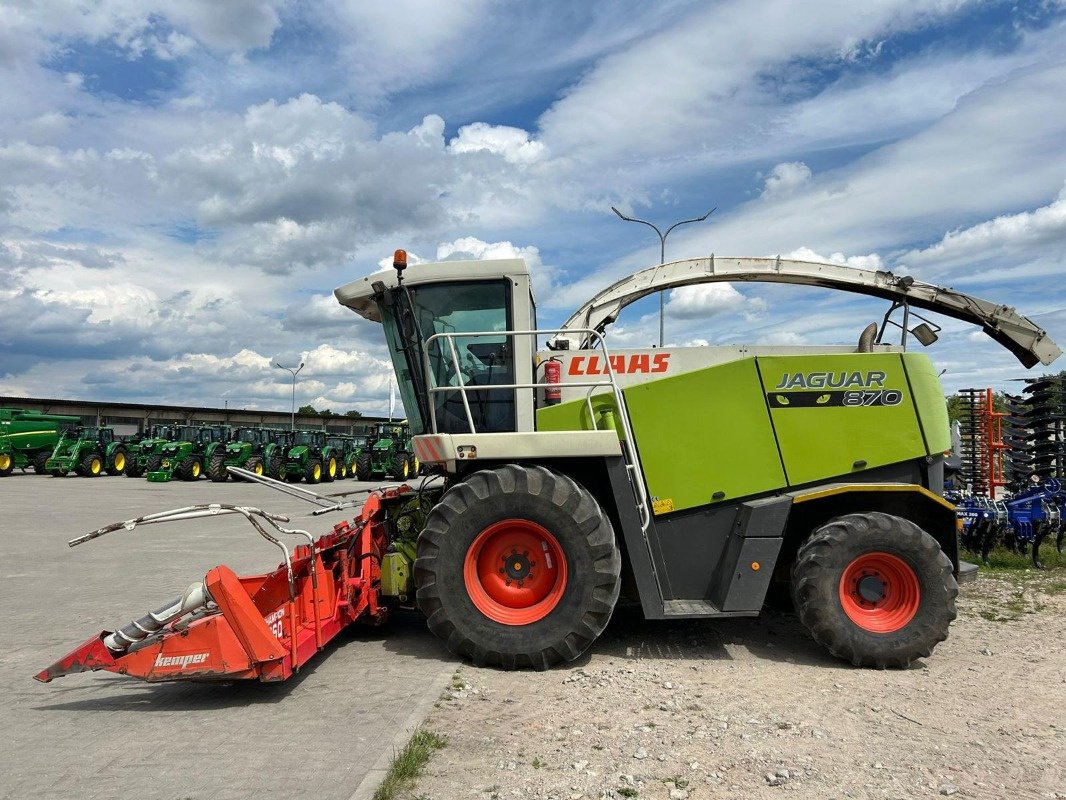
[2,0,1065,415]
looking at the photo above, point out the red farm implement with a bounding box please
[36,477,430,684]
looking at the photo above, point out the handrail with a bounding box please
[421,328,651,532]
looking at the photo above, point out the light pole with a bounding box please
[274,361,304,430]
[611,206,714,347]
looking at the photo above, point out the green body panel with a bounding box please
[539,359,787,513]
[380,552,413,597]
[902,352,951,454]
[283,445,311,477]
[758,353,927,486]
[538,352,947,515]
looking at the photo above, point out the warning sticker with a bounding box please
[652,498,675,515]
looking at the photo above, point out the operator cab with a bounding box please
[335,253,536,435]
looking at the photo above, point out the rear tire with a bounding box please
[107,448,127,476]
[391,454,410,481]
[267,451,283,479]
[415,464,622,670]
[356,453,372,481]
[790,512,957,668]
[208,451,229,482]
[0,453,14,477]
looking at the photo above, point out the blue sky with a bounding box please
[2,0,1065,413]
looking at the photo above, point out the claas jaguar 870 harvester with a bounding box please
[37,253,1059,686]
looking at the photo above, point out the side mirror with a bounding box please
[911,323,939,347]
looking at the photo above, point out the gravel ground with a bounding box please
[407,571,1065,800]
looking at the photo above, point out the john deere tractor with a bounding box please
[125,425,177,478]
[45,427,129,477]
[347,432,371,479]
[147,425,229,482]
[326,434,358,479]
[331,251,1060,671]
[357,422,414,480]
[208,427,284,481]
[0,408,80,476]
[279,430,341,483]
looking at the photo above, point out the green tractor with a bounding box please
[125,424,178,478]
[208,427,285,481]
[0,408,81,476]
[347,432,371,479]
[45,427,129,477]
[356,422,415,481]
[332,251,1060,670]
[278,429,344,483]
[147,425,229,482]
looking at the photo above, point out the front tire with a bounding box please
[33,452,50,474]
[323,455,337,483]
[790,512,957,668]
[415,464,622,670]
[80,452,103,478]
[244,456,265,476]
[304,459,322,484]
[179,456,202,481]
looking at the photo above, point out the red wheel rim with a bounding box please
[838,552,920,633]
[463,519,568,625]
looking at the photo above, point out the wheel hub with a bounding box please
[857,574,885,603]
[502,550,534,582]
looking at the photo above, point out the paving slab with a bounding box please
[0,473,455,800]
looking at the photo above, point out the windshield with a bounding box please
[295,431,317,446]
[380,280,515,434]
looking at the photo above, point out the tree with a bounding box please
[297,404,318,415]
[344,410,363,419]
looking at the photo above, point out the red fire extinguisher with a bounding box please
[544,357,562,405]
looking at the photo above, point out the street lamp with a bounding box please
[611,206,715,347]
[274,361,304,430]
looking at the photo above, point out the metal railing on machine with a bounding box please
[421,327,651,533]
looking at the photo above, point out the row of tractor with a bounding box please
[0,408,420,483]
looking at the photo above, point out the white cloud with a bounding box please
[448,123,546,165]
[761,162,811,199]
[667,283,758,319]
[786,247,885,271]
[902,182,1066,268]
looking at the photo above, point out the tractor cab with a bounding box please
[293,430,325,450]
[335,254,536,435]
[72,427,113,444]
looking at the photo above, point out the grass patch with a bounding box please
[373,728,448,800]
[976,545,1066,573]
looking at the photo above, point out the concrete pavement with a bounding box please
[0,472,455,800]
